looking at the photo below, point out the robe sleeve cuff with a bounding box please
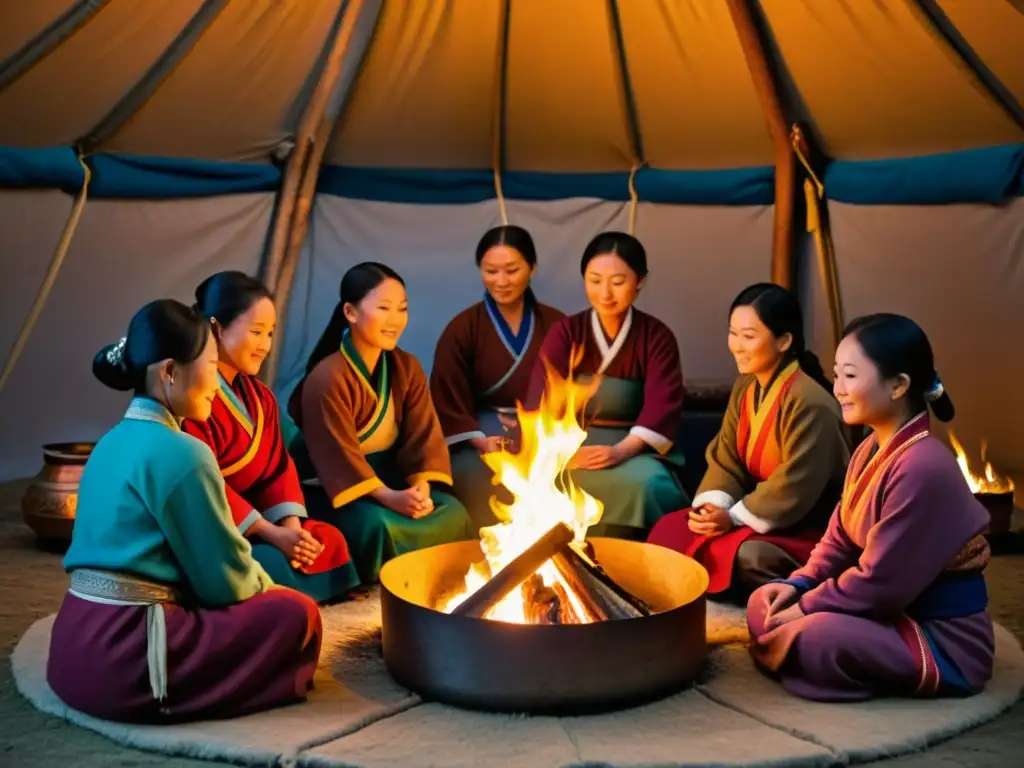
[727,499,774,534]
[237,509,261,536]
[768,575,818,593]
[263,501,308,524]
[629,425,673,455]
[692,490,736,510]
[445,430,486,447]
[331,477,384,509]
[407,471,453,487]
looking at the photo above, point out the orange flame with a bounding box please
[439,352,603,623]
[948,431,1015,495]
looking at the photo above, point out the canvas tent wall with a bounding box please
[0,0,1021,503]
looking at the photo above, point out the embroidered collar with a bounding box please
[484,289,535,358]
[124,396,180,431]
[591,306,633,375]
[340,329,389,403]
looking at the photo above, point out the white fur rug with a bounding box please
[11,591,1024,768]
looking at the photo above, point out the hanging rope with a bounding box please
[627,162,640,235]
[0,152,92,400]
[792,131,844,351]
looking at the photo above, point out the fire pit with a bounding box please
[379,536,708,713]
[950,432,1016,538]
[379,359,709,713]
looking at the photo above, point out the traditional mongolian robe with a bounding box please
[296,331,474,583]
[528,307,689,538]
[647,361,849,594]
[182,372,359,603]
[430,291,564,528]
[47,397,321,723]
[747,412,994,702]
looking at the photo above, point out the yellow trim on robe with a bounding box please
[407,471,454,487]
[331,476,385,509]
[744,359,800,466]
[221,397,265,478]
[217,386,255,438]
[341,345,378,401]
[359,398,400,455]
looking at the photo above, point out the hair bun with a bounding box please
[92,339,137,391]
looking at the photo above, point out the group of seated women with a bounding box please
[44,225,995,724]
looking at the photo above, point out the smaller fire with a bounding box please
[948,431,1015,495]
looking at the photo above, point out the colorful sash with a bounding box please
[340,330,394,448]
[590,306,633,375]
[736,360,801,481]
[482,291,535,397]
[215,373,266,478]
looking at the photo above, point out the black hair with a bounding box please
[93,299,210,393]
[842,313,955,422]
[580,231,648,279]
[730,282,831,394]
[193,270,272,329]
[475,225,537,267]
[305,261,405,374]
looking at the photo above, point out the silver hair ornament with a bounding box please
[106,337,128,371]
[924,375,944,403]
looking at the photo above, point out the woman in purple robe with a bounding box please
[747,313,994,702]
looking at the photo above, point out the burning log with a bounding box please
[451,522,574,619]
[552,543,652,620]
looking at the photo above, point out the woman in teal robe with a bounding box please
[527,231,690,539]
[289,262,474,584]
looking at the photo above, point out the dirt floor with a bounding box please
[0,478,1021,767]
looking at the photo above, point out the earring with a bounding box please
[168,374,175,386]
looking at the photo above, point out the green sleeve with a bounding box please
[159,455,273,607]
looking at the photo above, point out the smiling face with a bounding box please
[480,245,534,307]
[833,333,909,427]
[584,253,641,320]
[163,330,220,421]
[727,305,791,376]
[216,296,276,377]
[345,277,408,351]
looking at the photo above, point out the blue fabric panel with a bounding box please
[0,146,86,190]
[317,165,776,205]
[87,154,281,198]
[0,147,280,197]
[826,144,1024,205]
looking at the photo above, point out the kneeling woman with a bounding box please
[48,300,321,723]
[528,232,688,539]
[648,284,850,597]
[430,225,565,528]
[747,314,994,702]
[182,271,360,603]
[292,262,473,584]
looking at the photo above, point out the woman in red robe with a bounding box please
[647,284,850,599]
[182,271,359,603]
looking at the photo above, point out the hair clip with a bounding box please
[106,337,127,370]
[924,374,944,403]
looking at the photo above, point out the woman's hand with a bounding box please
[280,515,303,532]
[687,504,734,537]
[765,601,805,631]
[759,582,799,618]
[382,484,434,519]
[569,445,621,470]
[265,524,323,569]
[470,436,508,455]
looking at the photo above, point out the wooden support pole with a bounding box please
[725,0,796,289]
[260,0,367,387]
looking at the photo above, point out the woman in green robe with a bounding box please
[289,262,473,583]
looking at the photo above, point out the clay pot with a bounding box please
[21,443,94,543]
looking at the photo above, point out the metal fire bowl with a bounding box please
[379,537,710,714]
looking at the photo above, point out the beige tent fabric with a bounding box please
[105,0,340,161]
[503,0,632,172]
[0,0,79,60]
[617,0,773,169]
[760,0,1024,159]
[327,0,502,169]
[0,0,204,147]
[936,0,1024,105]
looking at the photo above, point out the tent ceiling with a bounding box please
[0,0,1021,168]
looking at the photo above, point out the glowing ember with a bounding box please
[948,431,1015,495]
[439,351,604,623]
